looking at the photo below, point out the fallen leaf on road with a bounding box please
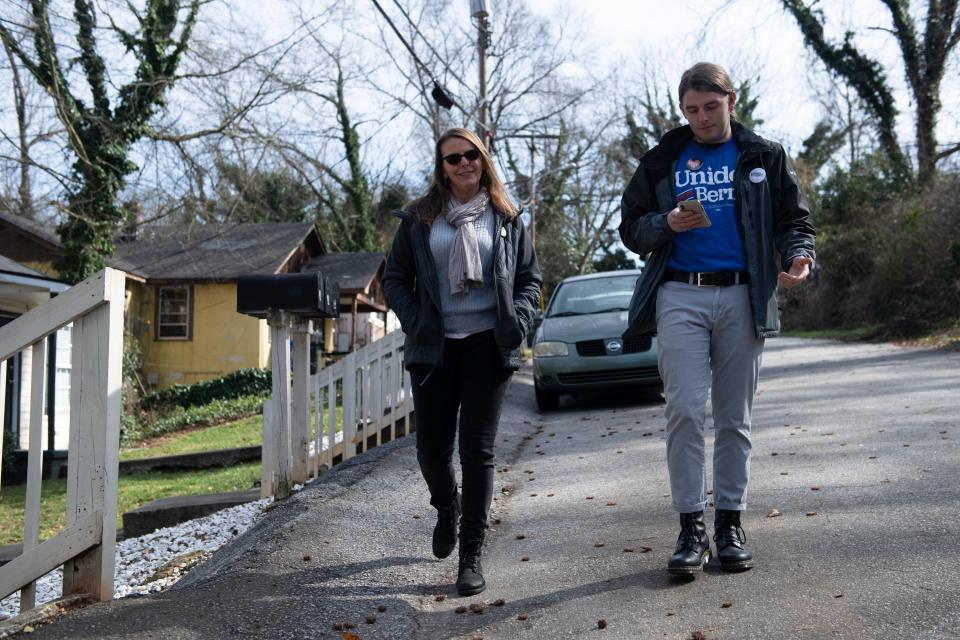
[598,619,608,629]
[455,606,467,614]
[377,605,387,612]
[623,548,634,553]
[806,512,818,516]
[606,502,617,506]
[834,594,843,599]
[641,546,653,553]
[521,556,530,561]
[493,599,506,607]
[594,543,605,548]
[366,614,377,624]
[342,633,360,640]
[767,508,782,518]
[586,496,594,500]
[518,613,529,621]
[469,603,485,614]
[516,534,526,540]
[810,487,821,491]
[435,595,446,601]
[721,602,732,608]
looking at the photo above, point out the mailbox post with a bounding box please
[236,273,338,499]
[290,317,311,485]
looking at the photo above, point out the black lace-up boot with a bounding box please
[667,511,711,575]
[456,531,485,596]
[714,509,753,571]
[432,492,461,559]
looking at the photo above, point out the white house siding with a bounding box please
[16,325,72,451]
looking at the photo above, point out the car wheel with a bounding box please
[535,386,559,411]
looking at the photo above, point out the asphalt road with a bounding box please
[20,338,960,639]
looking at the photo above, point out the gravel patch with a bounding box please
[0,497,271,620]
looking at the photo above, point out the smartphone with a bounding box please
[679,199,711,227]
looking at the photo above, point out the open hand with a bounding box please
[778,256,813,289]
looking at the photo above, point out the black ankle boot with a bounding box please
[432,492,461,559]
[456,531,485,596]
[667,511,711,575]
[714,509,753,571]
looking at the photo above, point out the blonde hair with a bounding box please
[678,62,736,117]
[408,127,518,223]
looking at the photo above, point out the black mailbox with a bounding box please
[236,272,339,319]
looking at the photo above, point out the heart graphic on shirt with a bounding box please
[687,158,702,171]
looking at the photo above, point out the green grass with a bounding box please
[120,404,344,461]
[1,407,350,546]
[0,462,261,546]
[119,414,264,460]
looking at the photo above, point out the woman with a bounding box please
[383,128,541,596]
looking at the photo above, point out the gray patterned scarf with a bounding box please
[445,188,489,295]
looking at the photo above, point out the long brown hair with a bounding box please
[407,128,518,224]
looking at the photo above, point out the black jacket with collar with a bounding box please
[619,122,816,338]
[382,205,542,370]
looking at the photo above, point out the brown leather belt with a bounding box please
[665,270,750,287]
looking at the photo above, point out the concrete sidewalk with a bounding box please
[16,338,960,639]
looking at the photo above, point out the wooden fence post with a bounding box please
[342,351,357,459]
[20,339,46,611]
[290,319,311,485]
[62,268,124,601]
[260,399,274,500]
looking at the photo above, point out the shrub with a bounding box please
[140,368,271,412]
[782,173,960,338]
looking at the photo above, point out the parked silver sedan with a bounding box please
[531,270,661,411]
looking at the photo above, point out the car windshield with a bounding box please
[547,274,638,317]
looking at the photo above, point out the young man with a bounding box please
[619,62,816,575]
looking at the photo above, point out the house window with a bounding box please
[156,286,192,340]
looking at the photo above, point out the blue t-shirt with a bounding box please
[668,138,747,272]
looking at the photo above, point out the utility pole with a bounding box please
[528,136,537,249]
[471,0,491,147]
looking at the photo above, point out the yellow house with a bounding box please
[110,222,325,388]
[0,213,394,464]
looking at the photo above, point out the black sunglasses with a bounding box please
[442,148,481,166]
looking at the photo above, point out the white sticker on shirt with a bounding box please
[749,168,766,183]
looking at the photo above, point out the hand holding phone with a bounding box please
[678,199,711,228]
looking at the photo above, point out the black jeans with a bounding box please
[409,329,512,534]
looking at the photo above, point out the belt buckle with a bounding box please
[696,272,704,286]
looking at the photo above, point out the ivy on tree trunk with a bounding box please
[0,0,200,282]
[782,0,960,186]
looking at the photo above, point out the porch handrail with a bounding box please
[0,268,126,614]
[259,327,414,499]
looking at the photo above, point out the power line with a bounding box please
[369,0,461,112]
[390,0,461,82]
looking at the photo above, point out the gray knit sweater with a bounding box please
[429,204,498,337]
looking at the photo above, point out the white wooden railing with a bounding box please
[0,268,126,614]
[259,327,414,499]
